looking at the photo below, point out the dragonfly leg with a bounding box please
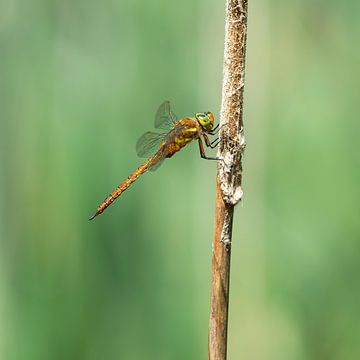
[198,138,223,162]
[210,138,220,148]
[210,123,219,133]
[209,122,228,135]
[203,134,220,149]
[208,128,219,135]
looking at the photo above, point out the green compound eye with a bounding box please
[195,111,215,132]
[197,113,205,120]
[196,113,209,127]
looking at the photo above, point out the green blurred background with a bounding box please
[1,0,359,359]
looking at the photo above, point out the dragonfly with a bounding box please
[89,101,221,220]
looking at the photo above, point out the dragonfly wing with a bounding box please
[149,134,175,172]
[149,157,165,172]
[154,101,178,131]
[136,131,165,158]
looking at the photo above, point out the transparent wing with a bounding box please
[136,131,165,158]
[149,157,166,172]
[148,136,174,172]
[154,101,178,130]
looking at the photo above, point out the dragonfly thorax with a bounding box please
[195,112,214,132]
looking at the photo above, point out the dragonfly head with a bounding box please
[195,112,214,132]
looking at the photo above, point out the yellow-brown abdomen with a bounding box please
[89,157,155,220]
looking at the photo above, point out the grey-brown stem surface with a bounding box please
[208,0,248,359]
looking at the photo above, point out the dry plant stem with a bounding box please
[208,0,248,359]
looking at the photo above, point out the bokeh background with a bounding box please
[1,0,359,359]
